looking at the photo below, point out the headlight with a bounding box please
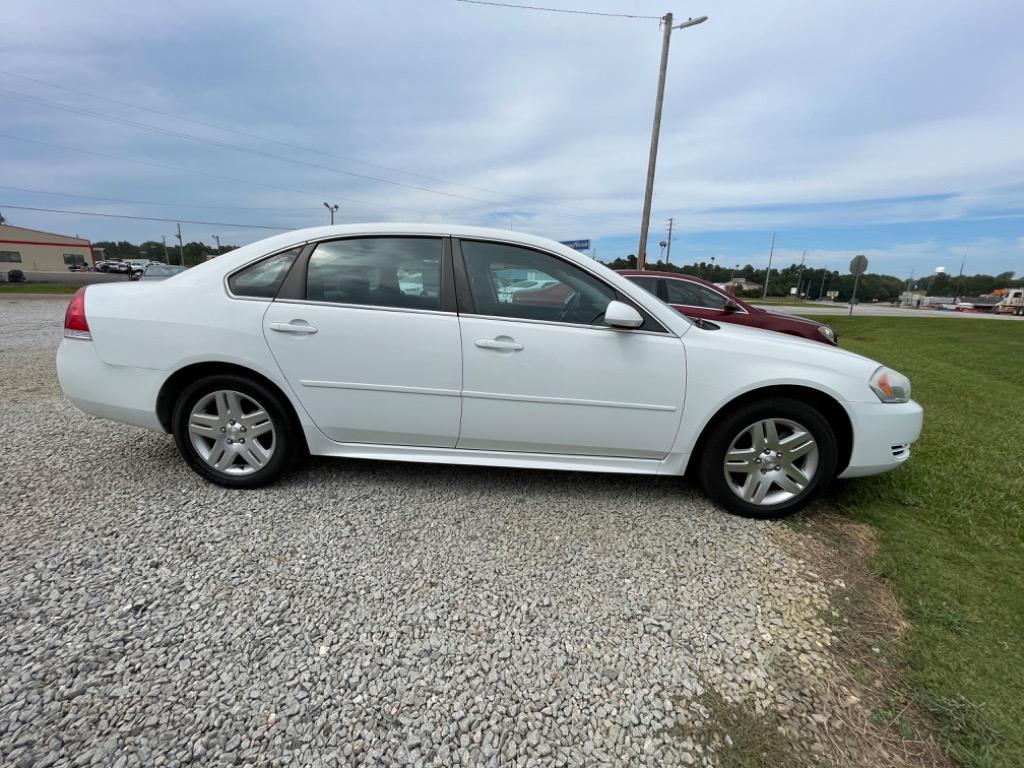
[869,366,911,403]
[817,324,837,343]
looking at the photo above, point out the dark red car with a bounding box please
[617,270,838,345]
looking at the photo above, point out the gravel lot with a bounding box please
[1,299,842,767]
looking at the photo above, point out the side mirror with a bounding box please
[605,300,644,329]
[724,300,742,312]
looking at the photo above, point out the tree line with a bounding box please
[603,256,1021,302]
[93,240,237,268]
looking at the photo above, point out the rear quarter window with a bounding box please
[228,247,301,298]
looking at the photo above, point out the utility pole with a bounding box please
[954,251,967,301]
[665,217,674,264]
[161,235,170,262]
[212,234,221,254]
[762,232,776,299]
[323,202,339,225]
[819,268,828,300]
[795,250,806,298]
[175,223,184,266]
[636,13,708,270]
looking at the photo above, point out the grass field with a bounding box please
[0,283,80,294]
[747,296,825,306]
[822,316,1024,768]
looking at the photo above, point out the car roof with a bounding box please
[198,223,603,278]
[616,269,723,290]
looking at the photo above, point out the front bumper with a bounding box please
[838,399,923,478]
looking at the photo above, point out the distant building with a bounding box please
[899,290,927,307]
[0,223,94,273]
[716,278,762,293]
[919,295,954,307]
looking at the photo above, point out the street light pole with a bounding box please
[665,217,674,264]
[212,234,221,254]
[636,14,708,270]
[161,235,170,262]
[323,202,339,225]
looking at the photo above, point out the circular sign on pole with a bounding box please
[848,254,868,316]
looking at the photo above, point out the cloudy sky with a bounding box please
[2,0,1022,276]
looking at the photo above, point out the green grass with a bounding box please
[820,316,1024,768]
[0,283,80,294]
[746,296,817,306]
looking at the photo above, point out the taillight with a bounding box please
[64,287,92,340]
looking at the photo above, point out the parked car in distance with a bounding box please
[96,260,136,275]
[57,224,922,518]
[617,270,838,345]
[139,263,187,281]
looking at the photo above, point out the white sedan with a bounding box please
[57,224,922,517]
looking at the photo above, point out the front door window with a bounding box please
[460,240,615,326]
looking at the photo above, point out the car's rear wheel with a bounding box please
[172,374,296,488]
[698,398,838,518]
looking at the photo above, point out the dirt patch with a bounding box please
[771,512,954,768]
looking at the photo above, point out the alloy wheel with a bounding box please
[187,390,276,475]
[722,418,819,506]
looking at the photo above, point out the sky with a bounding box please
[1,0,1022,278]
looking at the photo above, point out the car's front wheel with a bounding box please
[698,398,838,518]
[171,374,297,488]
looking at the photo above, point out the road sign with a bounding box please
[848,254,868,316]
[560,240,591,252]
[849,254,869,275]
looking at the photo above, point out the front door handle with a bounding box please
[270,321,318,335]
[475,338,523,351]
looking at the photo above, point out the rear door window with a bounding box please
[625,275,662,298]
[306,237,443,311]
[665,278,729,309]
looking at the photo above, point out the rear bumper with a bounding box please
[56,339,167,432]
[838,399,923,478]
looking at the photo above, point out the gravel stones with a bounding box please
[0,299,841,766]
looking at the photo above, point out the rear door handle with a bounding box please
[475,338,523,351]
[270,321,318,335]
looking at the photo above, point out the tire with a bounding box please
[172,374,297,488]
[698,397,838,518]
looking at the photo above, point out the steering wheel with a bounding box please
[556,292,581,323]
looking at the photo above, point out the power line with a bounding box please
[455,0,661,19]
[0,185,315,212]
[0,204,292,231]
[0,68,601,215]
[0,88,512,207]
[0,133,435,218]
